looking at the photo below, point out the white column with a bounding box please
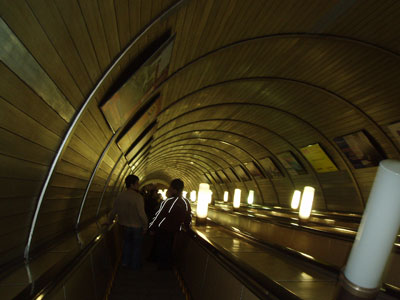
[233,189,241,208]
[197,183,210,219]
[344,159,400,289]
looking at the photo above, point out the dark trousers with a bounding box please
[121,226,143,270]
[155,229,175,269]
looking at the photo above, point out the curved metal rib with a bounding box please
[24,0,189,260]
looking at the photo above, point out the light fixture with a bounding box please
[223,191,228,202]
[208,191,213,204]
[343,159,400,295]
[291,190,302,209]
[159,189,167,200]
[299,186,315,219]
[190,190,196,202]
[233,188,241,208]
[182,190,187,198]
[196,183,211,222]
[247,190,254,205]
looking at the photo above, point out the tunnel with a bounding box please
[1,0,400,299]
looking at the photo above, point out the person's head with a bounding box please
[166,178,184,198]
[125,175,139,189]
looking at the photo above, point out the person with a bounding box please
[108,175,148,270]
[145,189,160,220]
[148,179,191,269]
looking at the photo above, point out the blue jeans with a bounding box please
[121,227,143,269]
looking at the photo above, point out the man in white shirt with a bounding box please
[109,175,148,270]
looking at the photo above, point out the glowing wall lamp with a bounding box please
[223,191,229,202]
[196,183,211,225]
[190,190,196,202]
[208,191,213,204]
[233,188,241,209]
[291,190,302,209]
[182,190,188,198]
[298,186,315,220]
[247,190,254,205]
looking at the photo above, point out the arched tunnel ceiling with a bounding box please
[132,1,400,193]
[1,0,400,263]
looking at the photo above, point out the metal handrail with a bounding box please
[14,222,115,300]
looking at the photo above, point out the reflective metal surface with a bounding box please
[76,128,121,229]
[0,17,75,122]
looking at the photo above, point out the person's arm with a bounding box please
[148,199,170,231]
[184,198,192,228]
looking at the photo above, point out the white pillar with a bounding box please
[233,189,241,208]
[344,159,400,289]
[197,183,210,219]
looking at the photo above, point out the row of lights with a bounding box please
[159,184,315,221]
[193,184,265,222]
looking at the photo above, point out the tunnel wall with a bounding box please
[1,0,400,274]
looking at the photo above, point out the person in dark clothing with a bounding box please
[148,179,191,269]
[145,189,160,220]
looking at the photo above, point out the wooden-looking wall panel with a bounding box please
[0,154,48,181]
[255,178,278,206]
[67,136,100,166]
[0,98,61,150]
[35,210,77,229]
[271,178,295,208]
[53,0,102,86]
[78,0,111,72]
[0,0,84,107]
[0,63,68,136]
[31,214,77,250]
[26,0,94,99]
[40,197,82,216]
[45,186,85,201]
[87,102,113,141]
[114,0,131,72]
[0,228,29,265]
[0,214,32,265]
[1,178,42,199]
[80,112,109,148]
[74,123,105,156]
[353,168,379,204]
[0,197,35,218]
[62,147,96,173]
[56,160,92,181]
[168,0,191,71]
[97,167,112,182]
[0,128,55,165]
[101,161,130,211]
[319,171,362,213]
[211,183,222,201]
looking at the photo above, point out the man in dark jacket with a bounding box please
[149,178,191,269]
